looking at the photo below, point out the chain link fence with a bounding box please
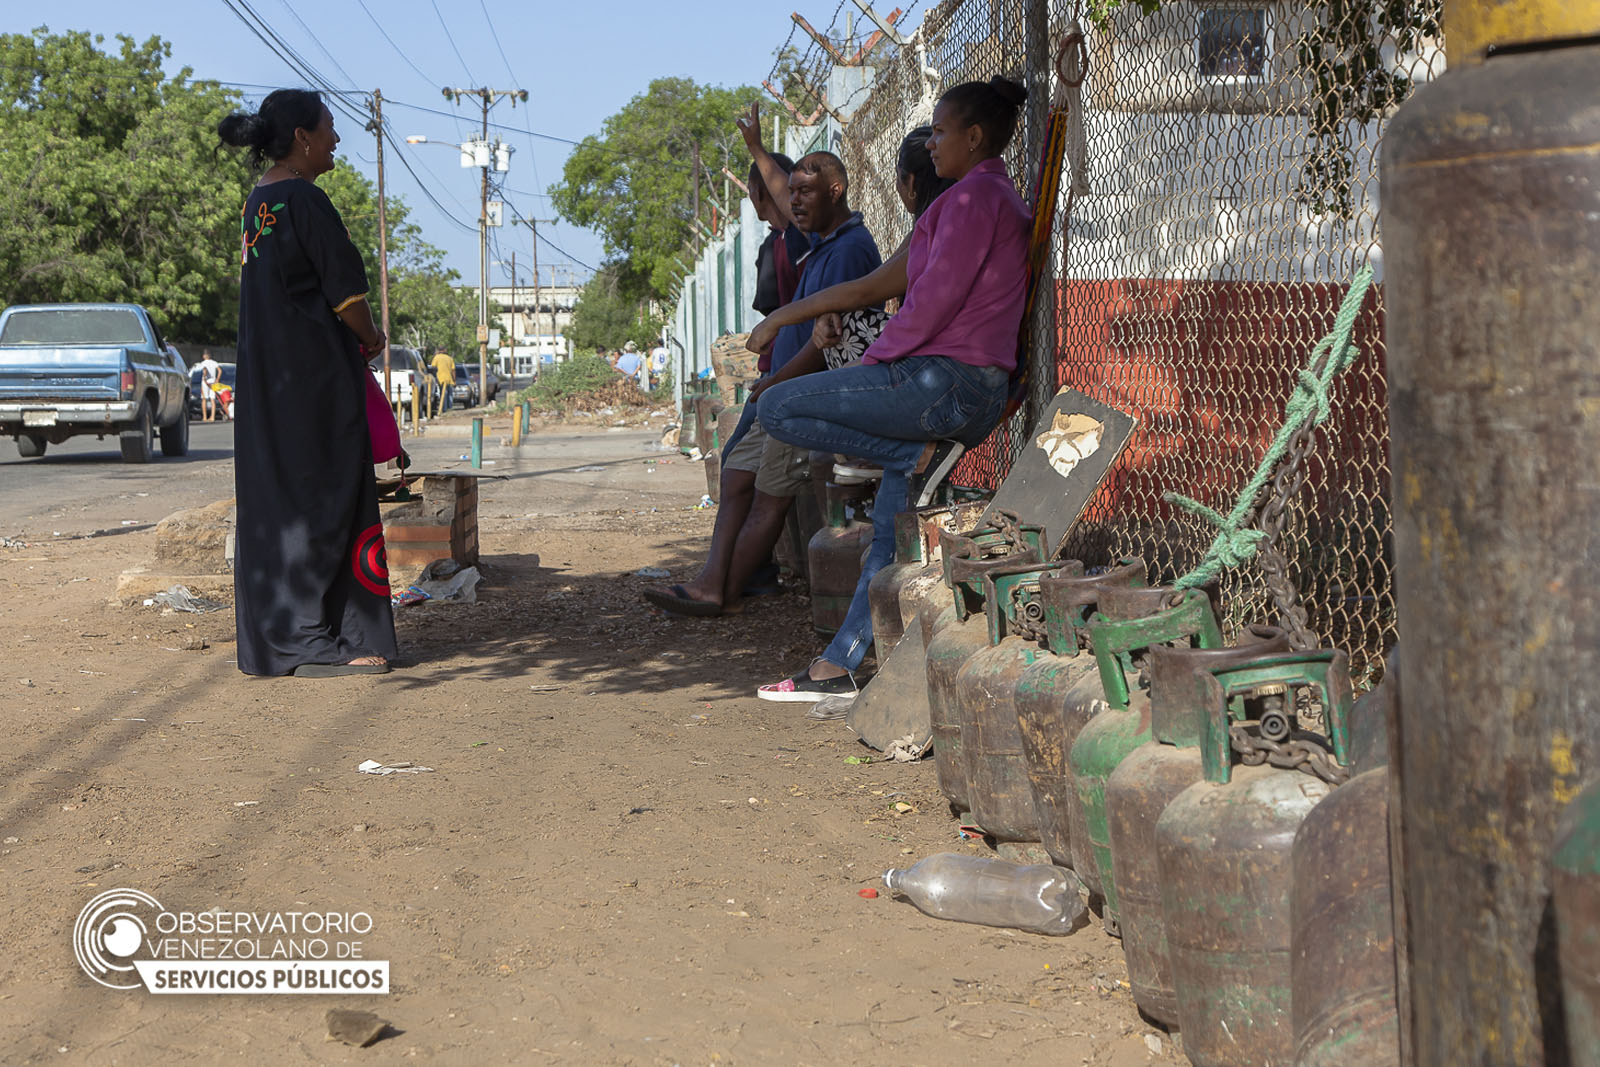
[762,0,1444,685]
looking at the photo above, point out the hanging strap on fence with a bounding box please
[1165,265,1375,638]
[1004,27,1090,427]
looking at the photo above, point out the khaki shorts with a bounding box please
[722,420,810,497]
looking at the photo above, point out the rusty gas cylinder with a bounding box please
[925,517,1044,815]
[1157,650,1353,1067]
[952,560,1084,845]
[867,510,924,661]
[898,503,989,648]
[1291,766,1399,1066]
[1105,625,1291,1027]
[871,503,985,661]
[1554,778,1600,1066]
[1069,586,1224,934]
[1015,560,1147,869]
[806,482,872,636]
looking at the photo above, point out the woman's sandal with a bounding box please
[293,661,391,678]
[756,660,859,703]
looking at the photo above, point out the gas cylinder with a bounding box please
[1015,560,1148,869]
[867,509,923,661]
[806,483,872,636]
[896,503,989,648]
[1105,626,1291,1027]
[952,560,1084,846]
[869,503,985,662]
[1554,778,1600,1066]
[1068,586,1224,934]
[1157,650,1353,1067]
[679,379,705,456]
[1291,765,1399,1066]
[924,516,1044,815]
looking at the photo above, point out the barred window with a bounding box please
[1198,8,1270,80]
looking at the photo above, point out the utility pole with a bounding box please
[517,217,557,364]
[443,86,528,403]
[367,90,393,411]
[507,250,518,392]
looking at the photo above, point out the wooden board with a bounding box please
[979,389,1137,559]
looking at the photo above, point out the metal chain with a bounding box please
[1007,580,1050,643]
[1229,721,1351,786]
[1254,417,1321,652]
[989,507,1026,554]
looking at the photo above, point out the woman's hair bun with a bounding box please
[988,76,1028,107]
[217,111,266,149]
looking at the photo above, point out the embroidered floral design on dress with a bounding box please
[239,200,287,263]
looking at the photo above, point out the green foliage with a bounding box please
[549,76,761,300]
[564,260,661,354]
[319,164,479,357]
[514,352,624,409]
[0,28,476,352]
[1297,0,1444,217]
[1085,0,1164,25]
[0,28,253,340]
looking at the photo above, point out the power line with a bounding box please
[431,0,478,84]
[272,0,361,90]
[351,0,438,85]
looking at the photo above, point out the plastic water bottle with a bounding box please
[883,853,1087,936]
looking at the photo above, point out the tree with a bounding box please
[550,77,762,300]
[318,164,479,357]
[0,28,253,341]
[0,28,475,351]
[563,260,662,355]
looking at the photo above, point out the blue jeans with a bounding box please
[758,356,1009,671]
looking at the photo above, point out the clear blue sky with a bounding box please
[8,2,846,288]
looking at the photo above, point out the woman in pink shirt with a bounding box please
[755,76,1032,702]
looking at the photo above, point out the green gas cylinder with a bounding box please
[952,560,1085,847]
[1553,778,1600,1067]
[1156,651,1352,1067]
[1068,586,1224,934]
[1104,626,1291,1027]
[1014,560,1148,869]
[924,516,1043,815]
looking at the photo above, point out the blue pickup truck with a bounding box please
[0,303,191,462]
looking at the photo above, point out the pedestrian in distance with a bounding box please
[218,88,398,678]
[197,349,223,422]
[431,348,456,412]
[753,77,1032,703]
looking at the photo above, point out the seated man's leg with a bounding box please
[720,434,808,612]
[656,405,763,610]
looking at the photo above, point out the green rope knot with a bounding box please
[1168,266,1374,592]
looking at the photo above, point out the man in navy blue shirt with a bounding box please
[645,149,880,617]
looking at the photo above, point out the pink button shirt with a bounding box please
[862,157,1031,371]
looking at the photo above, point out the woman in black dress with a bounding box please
[218,90,398,677]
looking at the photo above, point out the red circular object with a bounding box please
[350,524,390,597]
[858,887,878,899]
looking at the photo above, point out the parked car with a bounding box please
[453,364,501,407]
[0,302,189,461]
[368,347,437,411]
[188,362,237,419]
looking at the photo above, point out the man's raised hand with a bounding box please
[736,101,763,153]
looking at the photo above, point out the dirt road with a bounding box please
[0,420,1178,1065]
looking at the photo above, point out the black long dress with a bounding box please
[233,178,397,676]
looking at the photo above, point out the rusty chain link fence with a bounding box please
[770,0,1444,685]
